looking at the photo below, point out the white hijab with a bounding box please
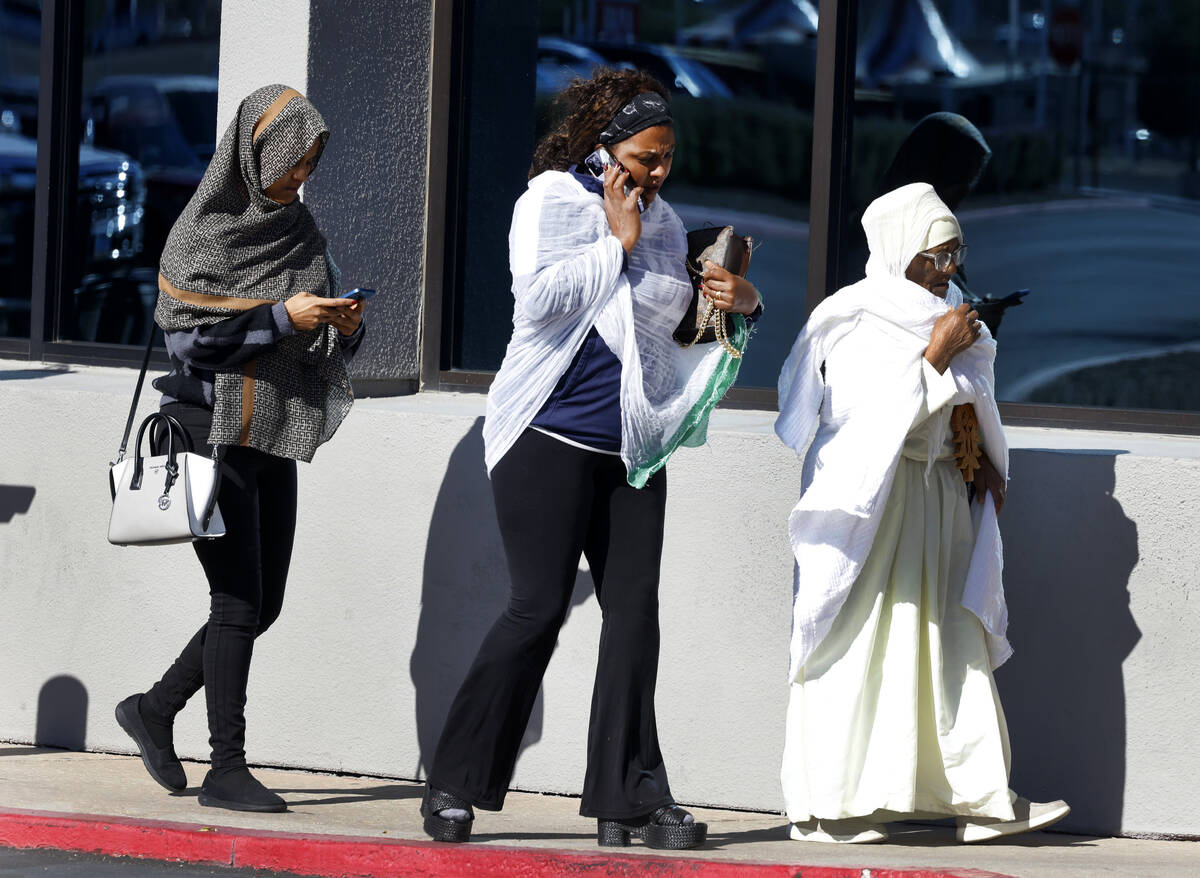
[775,183,1011,681]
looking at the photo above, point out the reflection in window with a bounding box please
[0,0,41,338]
[59,0,220,346]
[847,0,1200,413]
[450,0,815,389]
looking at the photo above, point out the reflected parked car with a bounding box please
[536,36,609,94]
[0,0,41,45]
[85,75,215,263]
[88,8,193,52]
[591,42,733,99]
[0,74,39,138]
[0,131,145,336]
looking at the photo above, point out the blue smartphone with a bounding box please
[343,287,376,302]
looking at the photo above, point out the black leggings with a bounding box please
[429,428,672,819]
[142,403,297,769]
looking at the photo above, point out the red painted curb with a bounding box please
[0,810,233,866]
[0,809,1016,878]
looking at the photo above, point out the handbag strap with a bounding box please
[115,330,157,464]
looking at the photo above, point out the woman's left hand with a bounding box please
[701,261,760,315]
[973,452,1006,513]
[327,299,365,336]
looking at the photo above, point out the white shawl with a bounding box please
[484,171,742,486]
[775,183,1011,682]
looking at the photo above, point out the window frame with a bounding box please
[11,0,1200,436]
[420,0,1200,435]
[2,0,199,370]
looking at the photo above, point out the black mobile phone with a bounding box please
[582,147,645,213]
[343,287,376,302]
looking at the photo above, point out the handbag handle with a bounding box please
[115,329,158,464]
[130,412,185,496]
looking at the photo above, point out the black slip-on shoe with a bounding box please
[198,766,286,813]
[114,694,186,793]
[421,784,474,843]
[598,805,708,850]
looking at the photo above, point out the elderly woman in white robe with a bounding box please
[774,183,1069,844]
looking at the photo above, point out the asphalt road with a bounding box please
[675,198,1200,403]
[0,847,306,877]
[966,201,1200,399]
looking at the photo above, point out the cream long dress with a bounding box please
[780,361,1017,824]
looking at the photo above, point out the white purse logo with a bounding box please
[157,495,172,511]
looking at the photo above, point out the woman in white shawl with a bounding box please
[775,183,1068,844]
[420,69,761,849]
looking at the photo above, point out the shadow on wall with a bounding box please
[996,449,1141,836]
[410,419,592,779]
[0,485,35,523]
[36,676,89,751]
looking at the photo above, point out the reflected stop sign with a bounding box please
[1049,6,1084,67]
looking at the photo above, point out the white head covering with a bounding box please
[862,182,962,279]
[923,217,961,250]
[775,181,1009,681]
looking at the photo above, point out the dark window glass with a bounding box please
[846,0,1200,413]
[0,0,42,338]
[57,0,220,346]
[448,0,816,389]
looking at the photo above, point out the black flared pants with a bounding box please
[141,403,297,769]
[429,428,673,819]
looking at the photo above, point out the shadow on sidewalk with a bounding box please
[881,824,1099,849]
[470,831,596,844]
[701,822,1098,850]
[269,784,423,807]
[0,746,62,757]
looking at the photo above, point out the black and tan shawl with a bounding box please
[155,84,351,463]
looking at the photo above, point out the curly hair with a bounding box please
[529,67,670,180]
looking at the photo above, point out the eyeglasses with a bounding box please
[916,245,968,273]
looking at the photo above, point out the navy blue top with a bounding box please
[529,167,624,451]
[530,326,624,451]
[530,165,761,453]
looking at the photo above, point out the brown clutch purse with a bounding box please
[674,226,752,358]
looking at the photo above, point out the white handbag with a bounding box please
[107,334,226,546]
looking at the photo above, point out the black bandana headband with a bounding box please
[598,92,672,144]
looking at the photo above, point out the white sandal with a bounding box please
[956,797,1071,843]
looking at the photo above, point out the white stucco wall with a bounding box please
[0,362,1197,838]
[215,0,310,133]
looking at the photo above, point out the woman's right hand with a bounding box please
[924,303,981,373]
[602,164,643,254]
[285,292,354,332]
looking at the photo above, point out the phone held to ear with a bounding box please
[583,147,645,213]
[343,287,376,302]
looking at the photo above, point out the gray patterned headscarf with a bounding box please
[156,84,352,463]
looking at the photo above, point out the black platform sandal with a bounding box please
[421,785,474,843]
[597,804,708,850]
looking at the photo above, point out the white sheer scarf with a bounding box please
[484,171,744,486]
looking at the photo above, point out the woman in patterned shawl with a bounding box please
[420,68,761,850]
[115,84,365,814]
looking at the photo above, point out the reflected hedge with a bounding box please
[534,95,1060,206]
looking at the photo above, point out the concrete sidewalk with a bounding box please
[0,747,1195,877]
